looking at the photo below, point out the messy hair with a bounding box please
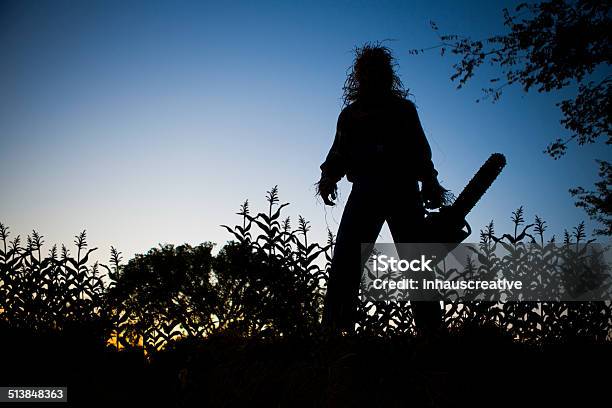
[342,42,408,106]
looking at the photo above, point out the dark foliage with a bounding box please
[569,159,612,236]
[1,187,611,406]
[410,1,611,235]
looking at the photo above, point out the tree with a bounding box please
[411,0,611,235]
[105,242,220,351]
[568,160,611,236]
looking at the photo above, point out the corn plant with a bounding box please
[219,186,331,338]
[0,224,109,345]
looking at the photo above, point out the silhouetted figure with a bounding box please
[317,44,446,333]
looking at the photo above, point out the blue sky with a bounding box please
[0,0,607,264]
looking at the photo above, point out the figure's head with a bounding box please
[343,42,407,105]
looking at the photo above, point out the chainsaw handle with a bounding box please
[463,220,472,237]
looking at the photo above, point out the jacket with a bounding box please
[320,95,438,186]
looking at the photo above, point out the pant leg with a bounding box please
[386,191,443,332]
[322,183,385,331]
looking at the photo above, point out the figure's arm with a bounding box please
[408,102,438,184]
[320,113,347,183]
[408,102,447,209]
[317,112,347,206]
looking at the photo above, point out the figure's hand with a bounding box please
[422,179,447,209]
[317,176,338,206]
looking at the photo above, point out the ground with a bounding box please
[2,325,610,407]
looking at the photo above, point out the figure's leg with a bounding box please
[387,198,443,332]
[322,185,385,332]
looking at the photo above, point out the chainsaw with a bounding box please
[423,153,507,243]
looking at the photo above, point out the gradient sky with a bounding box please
[1,0,607,265]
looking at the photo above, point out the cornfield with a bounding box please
[1,188,610,356]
